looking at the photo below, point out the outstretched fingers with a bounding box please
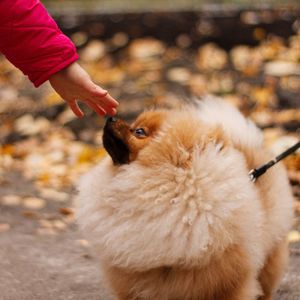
[68,100,84,118]
[102,93,118,115]
[67,89,118,117]
[90,86,119,114]
[85,100,107,116]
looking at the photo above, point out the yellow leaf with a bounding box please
[0,144,14,155]
[77,145,96,164]
[23,197,46,210]
[77,145,107,164]
[288,230,300,243]
[37,173,50,185]
[44,92,63,106]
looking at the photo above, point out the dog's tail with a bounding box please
[197,96,264,166]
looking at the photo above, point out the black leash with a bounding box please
[249,141,300,182]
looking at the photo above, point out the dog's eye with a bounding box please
[134,128,147,138]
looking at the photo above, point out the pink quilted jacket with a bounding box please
[0,0,79,87]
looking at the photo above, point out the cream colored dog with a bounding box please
[76,98,294,300]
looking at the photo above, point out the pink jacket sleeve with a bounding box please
[0,0,79,87]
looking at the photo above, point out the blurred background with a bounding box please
[0,1,299,299]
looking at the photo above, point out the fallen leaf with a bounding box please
[22,210,39,219]
[0,144,14,155]
[80,40,106,62]
[251,109,274,127]
[280,76,300,93]
[176,34,192,48]
[0,223,10,233]
[37,228,56,235]
[110,32,129,48]
[259,36,286,60]
[39,219,53,229]
[251,86,277,108]
[166,67,191,84]
[288,230,300,243]
[264,61,300,76]
[189,74,208,96]
[128,38,165,59]
[22,197,46,210]
[15,115,50,136]
[62,214,75,224]
[230,45,263,75]
[39,188,69,202]
[59,207,74,216]
[1,194,21,206]
[197,43,228,71]
[76,239,90,247]
[52,219,67,230]
[44,92,63,106]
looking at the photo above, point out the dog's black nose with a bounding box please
[107,117,117,123]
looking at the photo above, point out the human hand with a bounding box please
[49,62,118,117]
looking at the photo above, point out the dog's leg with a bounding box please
[258,240,289,300]
[102,264,147,300]
[220,274,259,300]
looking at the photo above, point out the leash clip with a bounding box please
[248,169,257,182]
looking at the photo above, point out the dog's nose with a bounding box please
[107,117,117,123]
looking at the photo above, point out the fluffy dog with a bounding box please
[75,98,294,300]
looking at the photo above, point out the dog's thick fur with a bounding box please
[75,98,294,300]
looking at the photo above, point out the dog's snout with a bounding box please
[103,116,130,165]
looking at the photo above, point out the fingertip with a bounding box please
[69,100,84,118]
[73,109,84,118]
[77,112,85,118]
[107,107,117,116]
[95,109,106,117]
[94,106,106,116]
[85,100,106,117]
[106,94,119,106]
